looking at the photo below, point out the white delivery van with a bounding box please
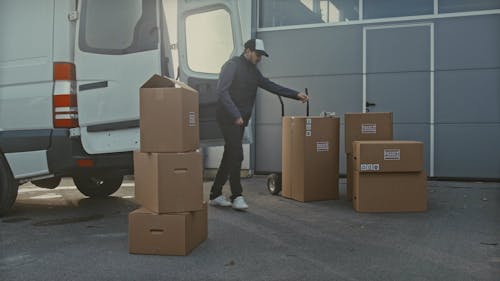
[0,0,249,215]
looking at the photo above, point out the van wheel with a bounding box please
[0,155,19,216]
[267,173,282,195]
[73,176,123,198]
[32,177,62,189]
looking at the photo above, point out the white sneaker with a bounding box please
[232,196,248,210]
[209,195,232,207]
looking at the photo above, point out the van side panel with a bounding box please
[0,0,56,179]
[0,0,55,130]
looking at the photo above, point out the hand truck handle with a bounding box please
[305,88,310,117]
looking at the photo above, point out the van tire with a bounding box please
[73,176,123,198]
[0,154,19,216]
[32,177,62,189]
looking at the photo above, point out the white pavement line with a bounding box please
[57,186,78,190]
[18,188,41,194]
[18,186,77,194]
[29,193,63,199]
[0,254,32,266]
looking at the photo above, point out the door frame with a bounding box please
[176,0,254,173]
[362,22,435,176]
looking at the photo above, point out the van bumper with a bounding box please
[47,129,133,177]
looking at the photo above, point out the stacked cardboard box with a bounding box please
[129,75,207,256]
[344,112,393,200]
[351,141,427,212]
[282,116,340,202]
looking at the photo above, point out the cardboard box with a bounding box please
[344,112,393,154]
[282,116,340,202]
[128,202,208,256]
[352,171,427,212]
[140,74,199,152]
[352,141,424,173]
[134,150,203,213]
[344,112,393,200]
[352,141,427,212]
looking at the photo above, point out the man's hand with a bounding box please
[234,117,244,126]
[296,92,309,103]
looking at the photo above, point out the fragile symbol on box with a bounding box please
[360,163,380,171]
[361,123,377,134]
[316,141,329,152]
[384,149,401,160]
[188,112,196,127]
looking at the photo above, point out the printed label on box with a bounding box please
[188,112,196,127]
[360,163,380,171]
[384,149,400,160]
[361,123,377,134]
[316,141,329,152]
[305,118,312,136]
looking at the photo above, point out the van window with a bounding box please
[363,0,434,19]
[185,8,234,74]
[79,0,158,55]
[259,0,359,28]
[439,0,500,13]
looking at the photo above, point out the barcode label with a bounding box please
[361,124,377,134]
[384,149,400,160]
[360,163,380,171]
[188,112,196,127]
[316,141,329,152]
[305,118,312,136]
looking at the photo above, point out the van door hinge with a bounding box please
[68,11,79,21]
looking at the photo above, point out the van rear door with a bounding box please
[74,0,171,154]
[177,0,251,145]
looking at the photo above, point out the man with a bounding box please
[209,38,309,210]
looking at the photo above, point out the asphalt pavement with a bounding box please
[1,176,499,281]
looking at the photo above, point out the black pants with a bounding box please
[210,120,245,201]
